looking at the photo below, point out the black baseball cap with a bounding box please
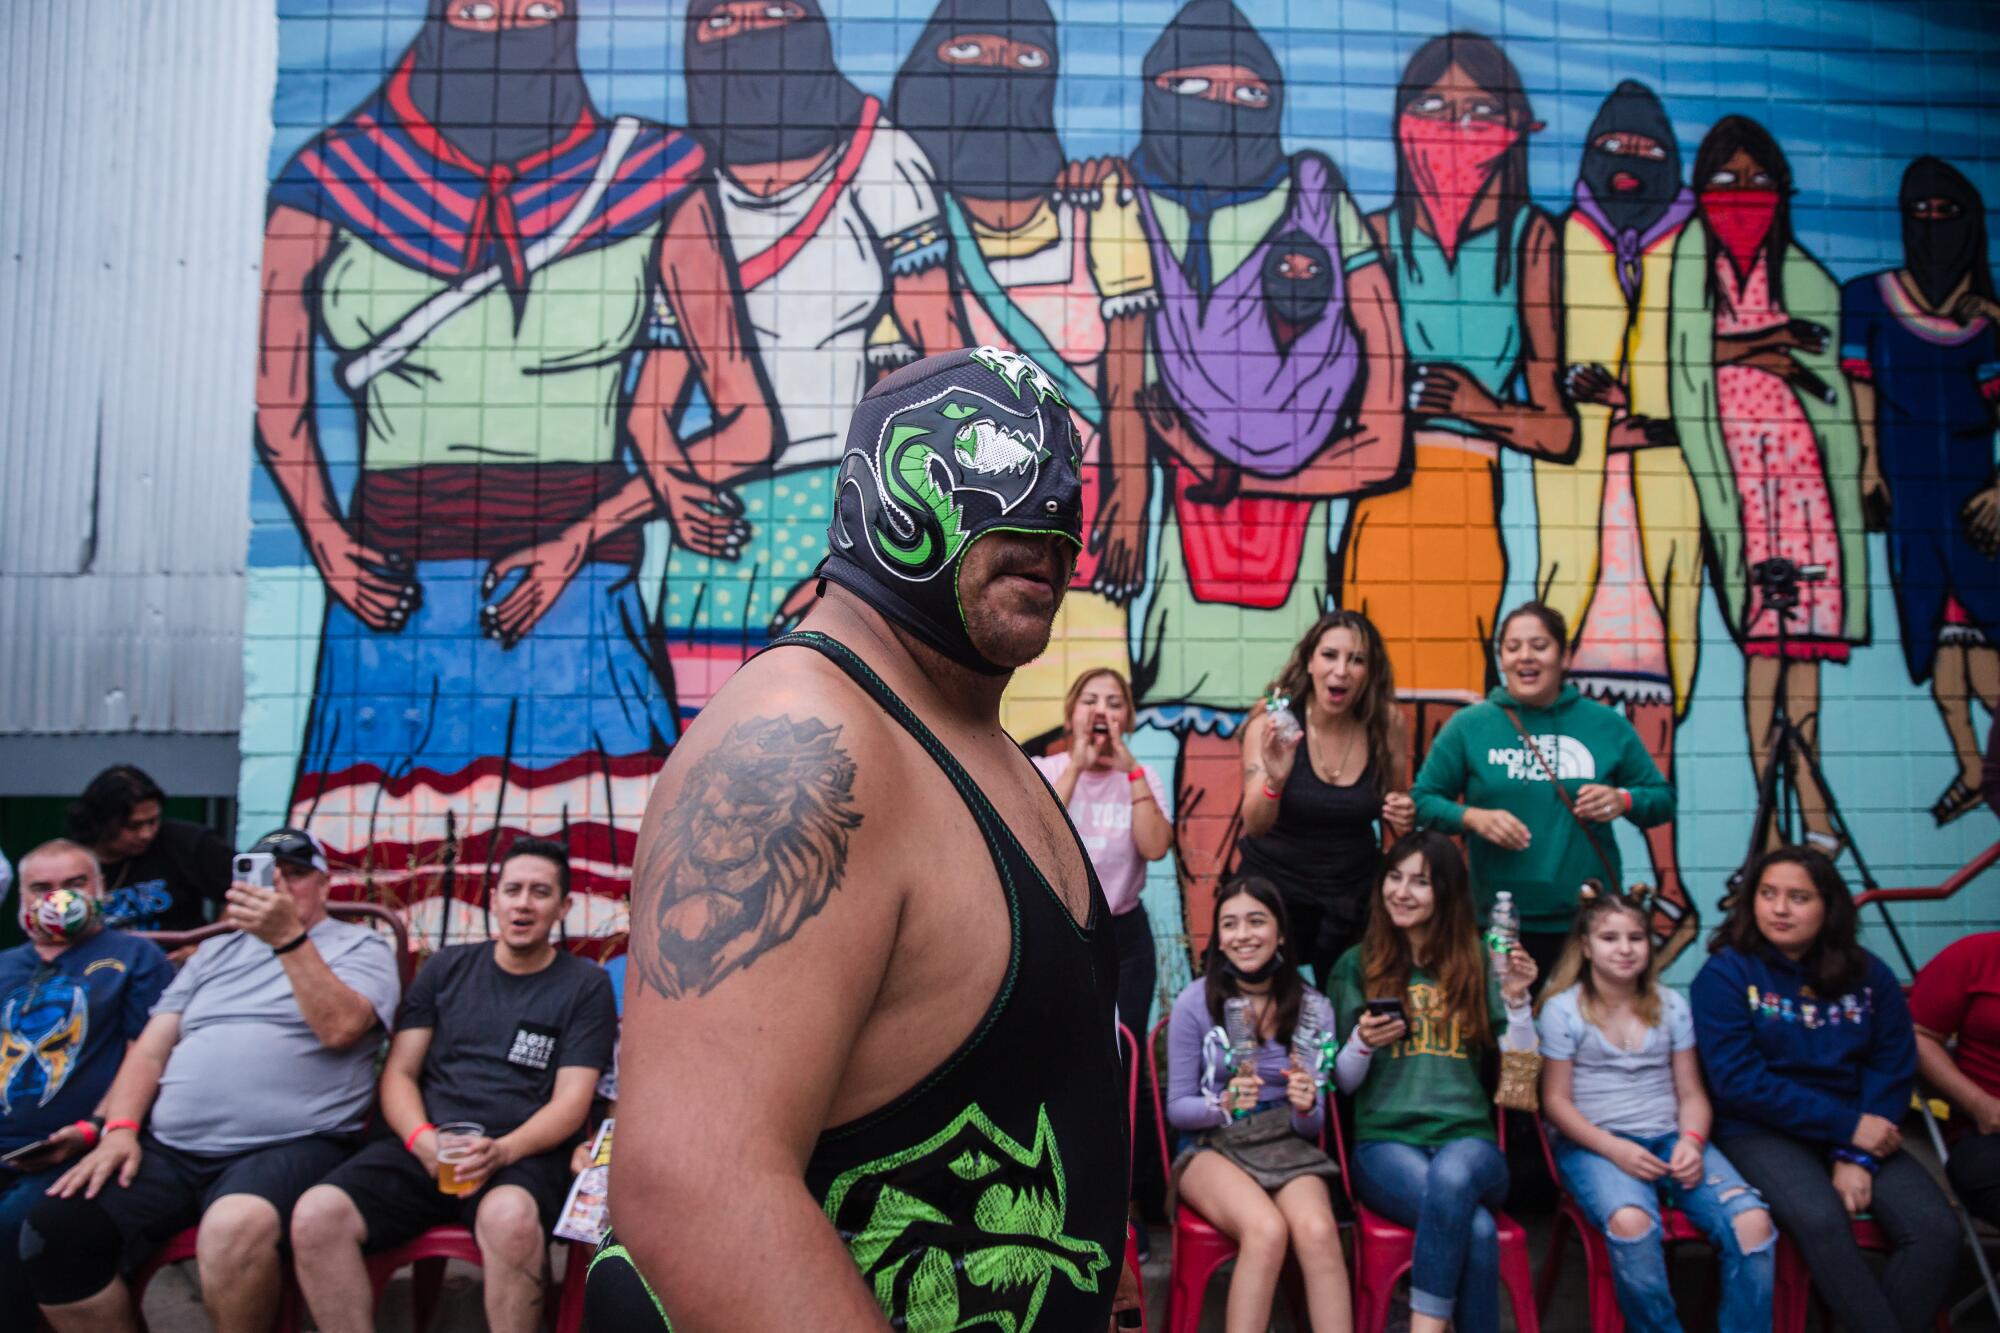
[248,827,329,874]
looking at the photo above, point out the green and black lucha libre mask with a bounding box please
[821,346,1085,673]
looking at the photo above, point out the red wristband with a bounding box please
[72,1120,99,1148]
[103,1118,141,1136]
[1680,1129,1706,1147]
[405,1122,435,1153]
[1262,782,1282,801]
[1127,768,1146,784]
[1620,788,1634,814]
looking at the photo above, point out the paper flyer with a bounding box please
[553,1119,613,1244]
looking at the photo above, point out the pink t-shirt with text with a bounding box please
[1032,752,1167,917]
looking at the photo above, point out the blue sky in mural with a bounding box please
[252,0,2000,980]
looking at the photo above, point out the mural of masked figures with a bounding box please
[1115,0,1409,955]
[1840,157,2000,827]
[1534,80,1706,958]
[1339,31,1576,699]
[258,0,773,931]
[888,0,1156,736]
[657,0,963,717]
[1669,116,1870,850]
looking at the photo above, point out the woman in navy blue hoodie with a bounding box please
[1690,846,1956,1332]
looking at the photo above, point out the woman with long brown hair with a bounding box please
[1237,609,1414,987]
[1165,877,1349,1332]
[1328,832,1537,1333]
[1691,846,1955,1332]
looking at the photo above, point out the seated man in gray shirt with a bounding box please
[22,827,400,1333]
[291,837,615,1333]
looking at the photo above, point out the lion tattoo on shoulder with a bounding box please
[633,715,864,1000]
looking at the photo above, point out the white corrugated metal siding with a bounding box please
[0,0,275,735]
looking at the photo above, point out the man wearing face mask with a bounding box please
[1840,156,2000,827]
[591,347,1138,1331]
[259,0,768,916]
[0,843,172,1327]
[1115,0,1409,954]
[1534,80,1704,958]
[660,0,964,716]
[888,0,1158,737]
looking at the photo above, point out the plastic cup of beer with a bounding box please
[435,1122,485,1197]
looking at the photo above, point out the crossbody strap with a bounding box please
[1497,704,1618,890]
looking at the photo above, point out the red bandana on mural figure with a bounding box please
[1396,113,1521,260]
[1700,188,1781,273]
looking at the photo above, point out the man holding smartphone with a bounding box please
[20,827,400,1333]
[0,840,173,1326]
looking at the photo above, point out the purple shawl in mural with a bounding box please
[1137,152,1361,478]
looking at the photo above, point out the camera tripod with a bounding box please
[1729,569,1915,975]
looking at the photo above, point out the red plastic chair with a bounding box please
[363,1224,593,1333]
[1324,1095,1541,1333]
[1774,1218,1952,1333]
[1144,1018,1316,1333]
[1529,1118,1708,1331]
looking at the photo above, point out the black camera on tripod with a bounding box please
[1749,556,1827,615]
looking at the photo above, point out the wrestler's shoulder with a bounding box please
[667,644,904,766]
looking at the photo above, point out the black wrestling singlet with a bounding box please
[588,631,1128,1332]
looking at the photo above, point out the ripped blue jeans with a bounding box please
[1551,1130,1774,1333]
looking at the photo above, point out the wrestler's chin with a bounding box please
[963,587,1065,671]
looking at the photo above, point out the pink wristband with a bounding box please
[405,1122,435,1154]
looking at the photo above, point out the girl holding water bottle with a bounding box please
[1166,877,1351,1333]
[1329,833,1538,1333]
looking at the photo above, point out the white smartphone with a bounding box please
[232,851,277,889]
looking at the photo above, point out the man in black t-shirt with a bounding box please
[66,765,231,932]
[290,839,615,1333]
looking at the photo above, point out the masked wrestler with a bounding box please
[588,347,1138,1330]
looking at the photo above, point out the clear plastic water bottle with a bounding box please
[1292,991,1330,1088]
[1486,891,1519,976]
[1224,996,1257,1120]
[1267,691,1303,747]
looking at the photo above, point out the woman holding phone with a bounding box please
[1165,877,1350,1333]
[1329,832,1538,1333]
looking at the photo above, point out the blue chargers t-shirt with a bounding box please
[0,930,173,1150]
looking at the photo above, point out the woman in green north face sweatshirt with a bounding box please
[1411,602,1675,978]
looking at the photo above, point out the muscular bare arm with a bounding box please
[611,697,899,1331]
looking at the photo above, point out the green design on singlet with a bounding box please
[821,1103,1108,1333]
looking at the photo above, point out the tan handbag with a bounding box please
[1494,1047,1543,1113]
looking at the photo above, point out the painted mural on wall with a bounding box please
[245,0,2000,992]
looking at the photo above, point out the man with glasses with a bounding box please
[0,841,173,1325]
[20,828,400,1333]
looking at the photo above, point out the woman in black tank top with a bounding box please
[1235,611,1415,986]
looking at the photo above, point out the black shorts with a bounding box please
[97,1131,359,1264]
[315,1136,573,1252]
